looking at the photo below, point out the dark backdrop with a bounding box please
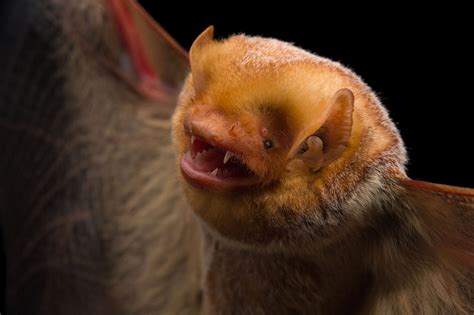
[142,2,474,188]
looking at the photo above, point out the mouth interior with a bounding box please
[183,136,254,179]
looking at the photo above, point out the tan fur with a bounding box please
[172,32,473,314]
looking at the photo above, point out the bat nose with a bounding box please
[187,119,222,145]
[184,107,244,146]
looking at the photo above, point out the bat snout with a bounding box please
[180,117,260,190]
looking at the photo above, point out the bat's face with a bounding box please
[178,103,292,190]
[172,28,406,249]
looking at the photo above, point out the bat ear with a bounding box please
[190,26,215,52]
[287,88,354,172]
[189,26,215,91]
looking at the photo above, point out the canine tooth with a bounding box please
[223,151,234,164]
[211,168,219,176]
[191,135,196,144]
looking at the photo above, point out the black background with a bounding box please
[142,2,474,188]
[1,2,473,312]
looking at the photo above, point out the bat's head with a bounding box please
[172,27,406,250]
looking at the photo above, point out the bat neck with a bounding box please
[200,229,372,314]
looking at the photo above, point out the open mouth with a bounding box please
[180,135,259,190]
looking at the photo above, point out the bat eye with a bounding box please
[263,139,274,150]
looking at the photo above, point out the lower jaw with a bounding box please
[180,154,259,190]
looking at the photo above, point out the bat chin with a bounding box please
[179,136,259,190]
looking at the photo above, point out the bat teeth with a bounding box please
[191,135,196,144]
[223,151,234,164]
[211,168,219,176]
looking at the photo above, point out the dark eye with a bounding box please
[263,139,274,150]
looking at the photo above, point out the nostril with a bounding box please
[229,123,240,137]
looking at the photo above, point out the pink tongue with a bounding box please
[194,149,224,172]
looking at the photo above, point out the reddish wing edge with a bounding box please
[398,178,474,268]
[106,0,189,102]
[399,179,474,198]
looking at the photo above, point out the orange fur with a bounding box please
[172,29,473,313]
[173,30,406,244]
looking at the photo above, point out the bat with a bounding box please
[172,27,474,314]
[0,1,472,315]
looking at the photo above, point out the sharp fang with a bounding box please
[211,168,219,176]
[223,151,234,164]
[191,135,196,144]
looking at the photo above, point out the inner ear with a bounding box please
[288,88,354,172]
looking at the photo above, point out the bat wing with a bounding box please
[397,178,474,268]
[0,0,196,313]
[105,0,189,103]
